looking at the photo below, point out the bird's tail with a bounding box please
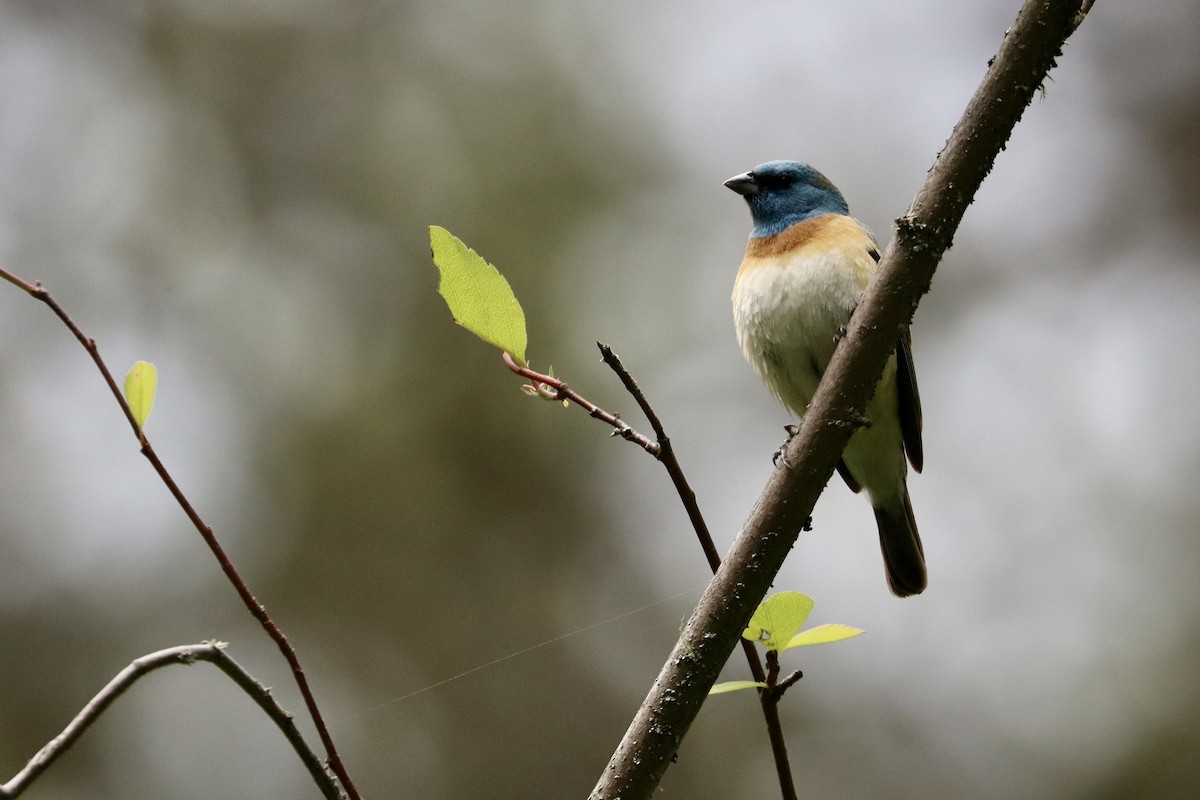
[873,488,927,597]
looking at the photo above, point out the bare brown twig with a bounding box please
[0,268,359,800]
[504,343,797,798]
[502,351,660,454]
[0,643,344,800]
[594,343,796,799]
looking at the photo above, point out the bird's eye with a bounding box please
[758,173,790,191]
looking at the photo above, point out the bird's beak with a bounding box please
[723,171,759,196]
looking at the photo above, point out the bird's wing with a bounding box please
[836,459,863,493]
[896,328,924,473]
[867,244,923,473]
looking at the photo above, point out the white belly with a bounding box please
[732,250,863,413]
[732,249,907,501]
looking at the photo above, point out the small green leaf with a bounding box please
[742,592,814,652]
[780,624,865,651]
[430,225,528,366]
[124,361,157,430]
[709,680,768,696]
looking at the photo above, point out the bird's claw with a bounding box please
[773,424,801,467]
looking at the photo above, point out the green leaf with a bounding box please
[780,624,865,652]
[123,361,157,430]
[742,592,814,652]
[430,225,528,366]
[708,680,767,696]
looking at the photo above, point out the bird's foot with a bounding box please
[773,424,801,467]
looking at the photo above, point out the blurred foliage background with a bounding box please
[1,1,1198,798]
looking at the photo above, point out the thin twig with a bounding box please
[772,670,805,700]
[0,643,344,800]
[594,343,668,440]
[594,344,721,572]
[595,343,795,798]
[505,342,797,795]
[502,352,660,455]
[758,654,803,781]
[0,268,359,800]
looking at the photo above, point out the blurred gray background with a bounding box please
[1,1,1197,798]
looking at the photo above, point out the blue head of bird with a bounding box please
[724,161,850,238]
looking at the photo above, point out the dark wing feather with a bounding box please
[896,330,923,472]
[837,245,885,493]
[866,244,923,472]
[836,459,863,493]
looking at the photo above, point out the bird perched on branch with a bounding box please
[726,160,926,597]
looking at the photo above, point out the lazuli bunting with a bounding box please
[726,161,926,597]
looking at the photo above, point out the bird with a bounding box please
[726,160,926,597]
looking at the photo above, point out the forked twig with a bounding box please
[0,268,358,799]
[503,344,796,798]
[0,643,344,800]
